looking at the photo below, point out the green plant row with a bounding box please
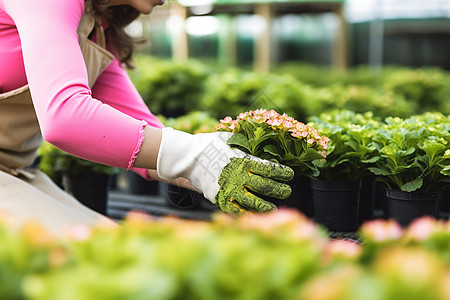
[36,107,449,195]
[157,111,219,134]
[307,110,450,192]
[214,108,449,193]
[37,142,118,182]
[0,210,449,300]
[128,55,450,122]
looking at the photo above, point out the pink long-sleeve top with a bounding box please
[0,0,164,179]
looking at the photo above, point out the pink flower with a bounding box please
[267,118,283,127]
[323,239,362,262]
[215,123,228,131]
[265,109,279,119]
[361,219,403,242]
[252,114,264,123]
[405,216,443,242]
[254,108,267,116]
[281,113,294,122]
[214,109,330,158]
[65,224,92,241]
[220,116,233,124]
[319,139,329,150]
[282,120,294,129]
[229,120,238,130]
[238,112,249,120]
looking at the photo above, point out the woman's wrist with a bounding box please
[133,126,162,170]
[147,169,198,191]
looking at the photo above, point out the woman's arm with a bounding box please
[90,58,164,178]
[90,58,200,190]
[3,0,159,170]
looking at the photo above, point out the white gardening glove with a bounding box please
[157,127,294,215]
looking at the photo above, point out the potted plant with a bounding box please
[37,142,118,215]
[216,108,329,216]
[368,112,450,226]
[306,110,381,231]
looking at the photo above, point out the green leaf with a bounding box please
[401,178,423,192]
[301,149,327,162]
[368,167,391,176]
[344,139,359,152]
[263,144,282,158]
[420,139,447,161]
[227,133,251,153]
[441,165,450,176]
[361,157,380,163]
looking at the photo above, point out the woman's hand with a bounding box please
[156,128,294,215]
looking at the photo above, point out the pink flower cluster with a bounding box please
[360,219,403,242]
[217,109,329,157]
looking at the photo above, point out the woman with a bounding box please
[0,0,294,235]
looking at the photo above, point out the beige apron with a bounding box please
[0,0,118,235]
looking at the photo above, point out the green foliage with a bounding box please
[0,224,56,300]
[129,55,450,123]
[158,111,218,134]
[128,55,210,117]
[307,110,381,181]
[200,68,267,119]
[15,210,328,300]
[37,142,117,181]
[273,62,384,88]
[382,68,447,113]
[303,84,414,119]
[200,68,311,122]
[274,63,450,118]
[368,112,450,192]
[1,211,450,300]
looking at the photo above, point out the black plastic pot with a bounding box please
[374,181,389,219]
[280,176,313,218]
[162,183,204,209]
[311,180,361,232]
[126,171,160,195]
[359,176,376,224]
[386,189,443,227]
[439,187,450,215]
[62,173,110,215]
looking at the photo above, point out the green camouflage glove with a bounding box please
[215,157,294,215]
[157,129,294,215]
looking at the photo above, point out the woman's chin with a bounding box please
[138,6,154,14]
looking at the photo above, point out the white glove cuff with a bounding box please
[157,127,195,181]
[157,128,237,203]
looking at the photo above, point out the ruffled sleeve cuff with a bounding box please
[127,120,147,170]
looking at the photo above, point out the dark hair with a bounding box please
[91,0,142,69]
